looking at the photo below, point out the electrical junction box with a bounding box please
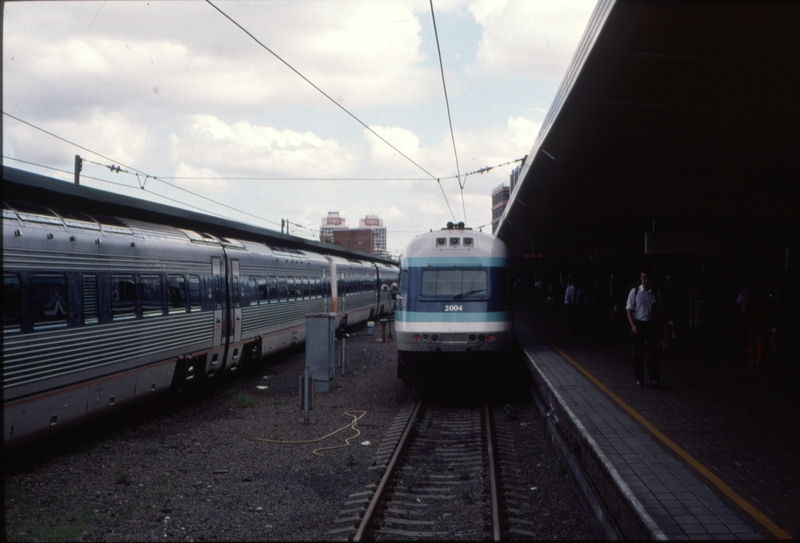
[305,313,336,393]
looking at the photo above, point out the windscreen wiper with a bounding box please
[453,289,486,300]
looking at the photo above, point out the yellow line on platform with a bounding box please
[520,321,792,540]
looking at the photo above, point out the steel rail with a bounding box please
[485,401,502,541]
[353,398,424,542]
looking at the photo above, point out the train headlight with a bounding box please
[468,334,477,341]
[478,334,485,342]
[413,334,421,342]
[487,334,496,342]
[431,334,439,342]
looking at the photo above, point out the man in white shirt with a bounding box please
[626,272,667,388]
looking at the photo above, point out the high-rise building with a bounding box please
[491,160,525,234]
[360,215,387,256]
[332,228,374,254]
[320,211,348,243]
[320,212,388,256]
[491,184,509,234]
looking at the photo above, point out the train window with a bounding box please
[302,278,310,299]
[278,277,287,302]
[257,277,268,304]
[214,276,222,310]
[232,276,240,308]
[83,274,99,324]
[141,275,163,317]
[268,277,278,302]
[245,276,257,306]
[31,274,68,329]
[167,275,187,313]
[421,269,487,298]
[188,275,202,311]
[111,275,137,320]
[3,274,22,331]
[462,270,487,296]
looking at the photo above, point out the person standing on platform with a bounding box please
[626,272,668,388]
[564,278,583,337]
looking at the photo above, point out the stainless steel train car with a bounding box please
[3,200,396,444]
[394,222,513,386]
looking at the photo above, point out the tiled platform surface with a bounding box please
[514,305,799,540]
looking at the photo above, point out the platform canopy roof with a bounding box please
[497,0,800,261]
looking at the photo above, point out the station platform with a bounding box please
[514,305,798,540]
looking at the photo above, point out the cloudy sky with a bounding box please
[3,0,597,257]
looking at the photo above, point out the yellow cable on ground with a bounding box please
[246,410,367,456]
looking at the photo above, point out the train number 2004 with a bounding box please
[444,305,463,312]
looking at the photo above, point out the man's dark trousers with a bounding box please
[631,319,661,384]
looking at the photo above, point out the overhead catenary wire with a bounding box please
[2,155,272,223]
[205,0,456,223]
[5,106,524,232]
[3,111,155,181]
[428,0,465,225]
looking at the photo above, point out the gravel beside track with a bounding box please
[4,323,594,541]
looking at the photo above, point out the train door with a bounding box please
[322,267,329,313]
[208,256,227,376]
[230,259,242,344]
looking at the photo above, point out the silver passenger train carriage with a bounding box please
[3,194,397,445]
[394,222,513,387]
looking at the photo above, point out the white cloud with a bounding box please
[170,115,360,177]
[466,0,596,79]
[3,0,596,257]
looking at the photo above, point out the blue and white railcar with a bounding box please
[395,223,513,380]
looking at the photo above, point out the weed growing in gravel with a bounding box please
[346,452,357,466]
[115,471,132,485]
[272,398,291,406]
[234,393,256,408]
[34,505,96,541]
[5,484,25,500]
[404,466,429,490]
[503,403,519,420]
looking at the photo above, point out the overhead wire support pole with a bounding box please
[74,155,82,185]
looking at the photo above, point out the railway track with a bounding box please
[328,396,504,540]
